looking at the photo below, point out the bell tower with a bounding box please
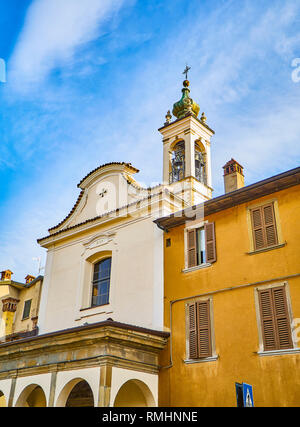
[158,69,214,206]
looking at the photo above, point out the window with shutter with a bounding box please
[188,303,198,359]
[205,223,216,263]
[251,203,278,251]
[22,300,32,320]
[258,286,293,351]
[187,230,197,268]
[188,300,212,359]
[186,223,216,268]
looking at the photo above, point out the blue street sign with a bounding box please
[242,383,254,407]
[235,382,254,407]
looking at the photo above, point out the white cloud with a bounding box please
[9,0,127,91]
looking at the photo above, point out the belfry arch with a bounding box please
[194,140,207,185]
[113,379,156,407]
[169,140,185,183]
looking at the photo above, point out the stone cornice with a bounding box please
[37,189,177,248]
[0,321,169,378]
[78,163,139,190]
[158,113,215,136]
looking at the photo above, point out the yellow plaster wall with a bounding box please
[13,280,42,334]
[0,393,6,407]
[26,386,47,407]
[159,186,300,407]
[2,311,15,336]
[114,382,147,407]
[0,280,42,338]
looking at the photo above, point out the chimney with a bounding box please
[1,297,20,337]
[1,270,13,281]
[25,275,36,284]
[223,159,244,194]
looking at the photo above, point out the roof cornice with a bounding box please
[158,112,215,135]
[154,166,300,231]
[78,162,139,189]
[37,189,175,246]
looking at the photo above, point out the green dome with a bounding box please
[172,80,200,120]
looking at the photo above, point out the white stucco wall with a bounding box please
[38,215,164,334]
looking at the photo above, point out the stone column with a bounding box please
[48,366,58,407]
[98,365,112,407]
[8,372,17,407]
[184,131,196,178]
[163,139,171,184]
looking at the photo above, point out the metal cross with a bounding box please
[183,65,191,80]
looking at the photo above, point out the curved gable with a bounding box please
[48,163,142,235]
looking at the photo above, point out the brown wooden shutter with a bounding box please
[272,287,293,349]
[251,207,265,250]
[258,288,277,351]
[187,229,197,268]
[205,222,216,263]
[251,203,278,250]
[196,300,212,358]
[188,302,198,359]
[258,286,293,351]
[262,204,278,247]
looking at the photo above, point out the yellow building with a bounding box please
[0,270,43,342]
[155,164,300,407]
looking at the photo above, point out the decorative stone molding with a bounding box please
[83,233,115,250]
[0,320,169,379]
[2,298,20,313]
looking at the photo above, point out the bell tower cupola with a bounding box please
[158,67,215,205]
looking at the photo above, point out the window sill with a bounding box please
[184,355,219,364]
[80,303,109,312]
[256,348,300,357]
[182,263,212,274]
[247,242,286,255]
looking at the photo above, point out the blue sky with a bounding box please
[0,0,299,281]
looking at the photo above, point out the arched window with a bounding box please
[195,143,207,185]
[91,258,111,307]
[170,141,185,184]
